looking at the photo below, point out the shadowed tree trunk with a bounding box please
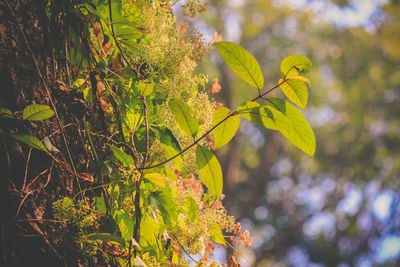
[0,1,88,266]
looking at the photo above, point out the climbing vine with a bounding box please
[1,0,314,266]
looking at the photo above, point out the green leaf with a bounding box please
[8,132,47,151]
[209,223,226,246]
[144,173,166,188]
[153,187,178,227]
[158,126,183,170]
[168,99,199,137]
[213,107,240,149]
[22,104,54,121]
[281,55,312,78]
[124,104,143,132]
[196,146,223,199]
[158,126,182,151]
[279,78,308,110]
[86,233,125,246]
[140,215,159,246]
[133,126,157,154]
[237,101,278,130]
[268,98,315,157]
[137,81,154,96]
[108,145,135,167]
[288,75,311,86]
[115,211,134,242]
[238,99,315,157]
[214,41,264,90]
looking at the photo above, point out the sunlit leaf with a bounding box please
[144,173,166,188]
[153,187,177,227]
[196,146,223,199]
[213,107,240,149]
[108,144,135,167]
[238,99,316,157]
[288,75,311,86]
[168,99,199,137]
[140,215,159,246]
[268,98,315,157]
[281,55,312,78]
[137,81,154,96]
[209,223,226,246]
[22,104,54,121]
[214,41,264,91]
[237,101,278,130]
[279,78,308,110]
[115,211,133,242]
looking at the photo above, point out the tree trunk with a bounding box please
[0,1,83,265]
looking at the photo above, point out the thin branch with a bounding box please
[22,148,32,191]
[137,111,237,170]
[251,79,287,102]
[132,97,150,261]
[137,79,287,172]
[108,0,132,68]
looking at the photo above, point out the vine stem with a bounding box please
[131,97,150,264]
[108,0,133,68]
[137,79,287,171]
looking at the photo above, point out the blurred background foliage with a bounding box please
[177,0,400,266]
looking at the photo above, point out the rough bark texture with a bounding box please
[0,1,87,266]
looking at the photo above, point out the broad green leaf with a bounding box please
[268,98,315,157]
[153,187,178,227]
[115,211,134,242]
[8,132,47,151]
[86,233,125,245]
[237,101,278,130]
[158,126,183,170]
[279,78,308,111]
[161,145,184,171]
[22,104,54,121]
[133,126,157,153]
[209,223,226,246]
[238,99,316,157]
[213,107,240,149]
[281,55,312,78]
[168,99,199,137]
[140,216,159,246]
[124,105,143,131]
[144,173,166,188]
[158,126,182,151]
[214,41,264,90]
[108,144,135,167]
[196,146,223,199]
[137,81,154,96]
